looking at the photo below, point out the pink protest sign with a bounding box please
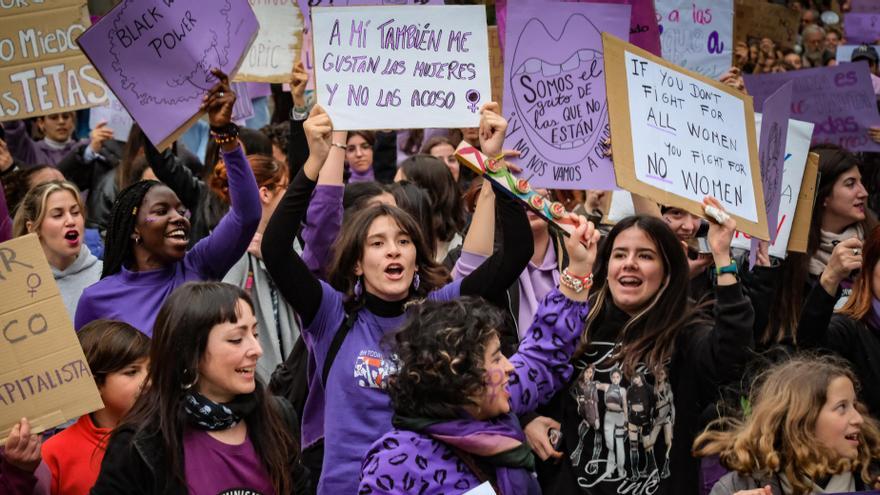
[77,0,259,150]
[501,2,630,190]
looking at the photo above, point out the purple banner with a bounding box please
[844,13,880,45]
[851,0,880,14]
[744,63,880,153]
[496,0,660,56]
[501,2,630,190]
[752,80,791,262]
[77,0,259,149]
[245,82,272,99]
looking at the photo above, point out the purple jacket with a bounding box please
[301,184,343,278]
[2,121,83,167]
[0,456,50,495]
[73,146,261,335]
[359,288,590,495]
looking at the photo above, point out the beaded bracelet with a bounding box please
[210,123,239,145]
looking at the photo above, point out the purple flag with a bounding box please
[501,2,630,190]
[496,0,660,56]
[844,13,880,45]
[744,63,880,153]
[77,0,259,150]
[750,81,791,266]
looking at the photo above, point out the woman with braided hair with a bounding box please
[74,70,261,336]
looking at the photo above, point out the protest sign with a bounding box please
[501,2,629,190]
[744,64,880,153]
[844,13,880,45]
[0,235,104,445]
[235,0,303,83]
[77,0,259,150]
[0,0,108,121]
[497,0,660,56]
[602,190,635,225]
[231,82,254,124]
[836,44,880,62]
[733,0,800,47]
[851,0,880,13]
[732,118,814,258]
[311,5,492,130]
[488,26,504,109]
[788,152,818,253]
[604,33,768,239]
[655,0,734,79]
[88,90,134,140]
[755,82,791,245]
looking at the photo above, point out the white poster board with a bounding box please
[88,91,134,141]
[235,1,304,82]
[731,117,814,258]
[655,0,734,79]
[311,5,492,130]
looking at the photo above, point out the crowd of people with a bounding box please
[2,0,880,494]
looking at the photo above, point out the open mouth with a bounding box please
[64,230,80,245]
[165,228,189,243]
[618,276,643,288]
[235,367,254,376]
[845,432,860,443]
[384,263,405,280]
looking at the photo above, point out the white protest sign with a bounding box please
[603,190,635,224]
[731,117,814,259]
[88,91,134,140]
[311,5,492,130]
[235,0,304,82]
[655,0,734,79]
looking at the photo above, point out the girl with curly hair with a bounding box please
[359,216,599,495]
[694,356,880,494]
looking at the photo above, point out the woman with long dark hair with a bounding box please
[262,104,532,494]
[90,282,305,494]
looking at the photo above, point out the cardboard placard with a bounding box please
[500,2,630,191]
[733,0,800,47]
[77,0,259,151]
[0,235,103,445]
[844,13,880,45]
[235,0,304,83]
[312,5,492,130]
[754,82,791,246]
[655,0,734,79]
[602,189,635,225]
[603,33,769,239]
[787,152,818,254]
[0,1,108,122]
[488,26,504,110]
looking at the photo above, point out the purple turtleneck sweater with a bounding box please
[2,120,83,167]
[73,146,261,336]
[347,166,374,183]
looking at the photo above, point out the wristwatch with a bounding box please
[715,260,738,277]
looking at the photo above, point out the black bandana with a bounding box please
[183,391,258,431]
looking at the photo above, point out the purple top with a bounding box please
[311,279,463,495]
[73,146,261,335]
[453,240,560,337]
[2,121,83,167]
[0,179,11,243]
[359,288,590,495]
[0,456,50,495]
[348,166,375,183]
[182,429,274,495]
[301,184,343,277]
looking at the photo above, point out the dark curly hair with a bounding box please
[385,297,506,419]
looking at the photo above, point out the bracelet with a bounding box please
[331,142,347,150]
[210,123,239,145]
[715,260,738,277]
[560,268,593,293]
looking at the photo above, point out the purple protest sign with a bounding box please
[245,82,272,99]
[844,13,880,45]
[744,63,880,153]
[501,2,630,190]
[496,0,660,56]
[851,0,880,13]
[77,0,259,150]
[750,81,791,265]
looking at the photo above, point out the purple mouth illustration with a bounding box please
[509,13,608,165]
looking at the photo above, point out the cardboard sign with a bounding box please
[836,44,880,63]
[844,13,880,45]
[787,152,818,253]
[0,235,103,445]
[604,33,768,239]
[755,82,791,245]
[77,0,259,150]
[732,118,814,258]
[501,2,630,190]
[655,0,734,79]
[0,0,108,121]
[743,63,880,153]
[488,26,504,109]
[496,0,661,57]
[312,5,491,130]
[88,90,134,141]
[733,0,800,46]
[235,0,303,83]
[602,190,635,225]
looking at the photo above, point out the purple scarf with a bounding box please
[347,165,375,183]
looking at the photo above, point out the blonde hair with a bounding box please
[694,356,880,495]
[12,180,83,237]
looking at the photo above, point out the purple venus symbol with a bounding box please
[466,89,480,113]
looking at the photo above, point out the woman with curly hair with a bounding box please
[359,216,598,495]
[694,356,880,494]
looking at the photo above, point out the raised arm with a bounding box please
[144,138,206,211]
[287,61,310,176]
[1,121,39,166]
[263,105,334,326]
[300,130,346,278]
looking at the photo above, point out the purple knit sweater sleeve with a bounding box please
[0,179,11,243]
[301,184,343,278]
[0,457,50,495]
[184,146,261,280]
[2,121,38,166]
[508,288,589,415]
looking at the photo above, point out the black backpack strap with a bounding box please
[321,311,358,386]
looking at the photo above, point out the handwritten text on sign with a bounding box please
[625,50,757,222]
[0,1,107,121]
[501,2,630,190]
[311,5,491,130]
[235,0,303,83]
[655,0,733,79]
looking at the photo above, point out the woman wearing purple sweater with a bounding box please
[359,218,598,495]
[74,71,261,336]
